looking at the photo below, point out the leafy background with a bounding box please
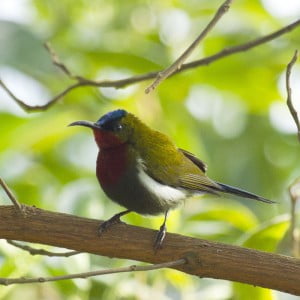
[0,0,299,299]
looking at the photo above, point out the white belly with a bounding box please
[137,162,187,210]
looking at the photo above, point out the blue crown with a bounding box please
[96,109,127,127]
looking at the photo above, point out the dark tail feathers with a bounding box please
[216,182,275,204]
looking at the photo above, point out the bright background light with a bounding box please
[261,0,300,19]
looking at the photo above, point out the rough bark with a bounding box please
[0,205,299,295]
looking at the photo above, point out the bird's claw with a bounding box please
[98,210,131,236]
[154,224,166,252]
[98,215,123,236]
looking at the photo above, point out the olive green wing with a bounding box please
[178,173,220,194]
[139,142,220,194]
[178,148,207,173]
[177,148,220,194]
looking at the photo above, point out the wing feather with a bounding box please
[178,173,220,194]
[178,149,207,173]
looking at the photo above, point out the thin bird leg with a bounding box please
[154,210,169,251]
[98,210,131,235]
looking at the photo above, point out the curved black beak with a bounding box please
[68,120,100,129]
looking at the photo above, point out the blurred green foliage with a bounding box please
[0,0,299,299]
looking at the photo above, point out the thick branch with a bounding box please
[0,205,299,295]
[0,19,299,111]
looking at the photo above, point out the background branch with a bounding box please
[285,50,300,258]
[0,19,299,112]
[6,240,80,257]
[44,42,76,79]
[145,0,233,93]
[0,178,23,213]
[0,257,185,285]
[0,205,299,295]
[286,50,300,142]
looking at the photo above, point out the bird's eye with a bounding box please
[114,123,123,131]
[100,120,123,132]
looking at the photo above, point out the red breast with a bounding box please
[96,145,128,187]
[93,129,124,149]
[94,130,129,186]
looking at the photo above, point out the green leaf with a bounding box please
[239,215,290,252]
[233,282,274,300]
[189,201,258,231]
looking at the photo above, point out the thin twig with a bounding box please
[44,42,75,78]
[6,240,80,257]
[0,79,85,112]
[286,50,300,142]
[44,43,98,83]
[286,49,300,256]
[0,19,299,111]
[0,258,186,285]
[0,177,23,213]
[145,0,233,93]
[181,19,300,70]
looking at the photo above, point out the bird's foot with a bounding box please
[153,223,167,252]
[98,217,121,235]
[98,210,131,236]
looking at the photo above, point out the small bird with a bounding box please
[69,109,274,250]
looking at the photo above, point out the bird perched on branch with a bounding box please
[69,109,274,250]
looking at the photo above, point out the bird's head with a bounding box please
[69,109,137,149]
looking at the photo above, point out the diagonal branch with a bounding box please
[0,78,85,112]
[181,19,300,71]
[6,240,80,257]
[0,19,299,112]
[0,257,186,285]
[145,0,233,93]
[286,50,300,142]
[0,177,23,213]
[44,42,75,79]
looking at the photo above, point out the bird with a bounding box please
[69,109,274,250]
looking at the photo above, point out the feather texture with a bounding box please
[178,148,207,173]
[137,159,187,209]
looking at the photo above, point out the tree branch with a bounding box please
[0,178,23,213]
[6,240,80,257]
[0,256,185,285]
[44,42,76,79]
[181,19,300,71]
[0,19,299,112]
[0,205,299,295]
[145,0,233,93]
[286,50,300,142]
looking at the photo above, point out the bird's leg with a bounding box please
[154,210,169,251]
[98,210,131,235]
